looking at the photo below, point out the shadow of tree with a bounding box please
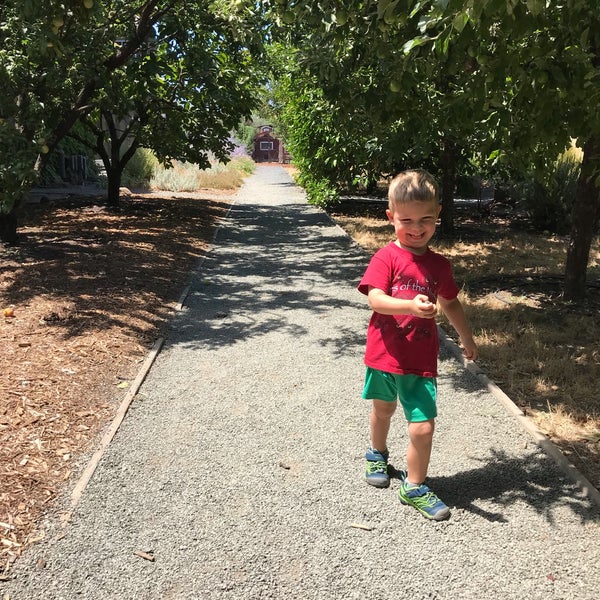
[2,194,233,342]
[433,345,600,524]
[0,192,237,563]
[170,199,370,356]
[429,449,600,525]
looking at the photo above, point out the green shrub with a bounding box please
[298,172,339,207]
[122,148,159,189]
[235,123,258,154]
[518,147,581,234]
[150,162,202,191]
[228,156,255,175]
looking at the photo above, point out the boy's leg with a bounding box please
[405,419,434,485]
[365,399,397,488]
[400,418,450,520]
[370,399,397,452]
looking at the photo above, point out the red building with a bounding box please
[252,125,290,163]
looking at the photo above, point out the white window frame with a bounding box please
[260,141,273,151]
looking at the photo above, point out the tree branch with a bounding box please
[48,1,176,154]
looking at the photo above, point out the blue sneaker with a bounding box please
[398,481,450,521]
[365,448,390,488]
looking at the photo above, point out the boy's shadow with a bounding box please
[391,449,599,524]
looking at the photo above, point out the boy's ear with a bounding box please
[385,208,393,222]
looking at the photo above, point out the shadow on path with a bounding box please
[430,449,599,524]
[171,200,369,355]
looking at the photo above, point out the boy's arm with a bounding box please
[438,296,478,360]
[367,286,438,319]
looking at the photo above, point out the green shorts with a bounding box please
[362,367,437,422]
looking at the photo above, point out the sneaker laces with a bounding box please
[418,490,442,508]
[405,484,442,508]
[366,459,387,474]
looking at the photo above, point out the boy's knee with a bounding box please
[409,419,435,439]
[372,400,397,419]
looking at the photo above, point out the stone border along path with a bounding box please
[3,165,599,600]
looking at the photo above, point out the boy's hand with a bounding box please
[411,294,437,318]
[460,336,479,361]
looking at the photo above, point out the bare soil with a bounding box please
[0,189,234,572]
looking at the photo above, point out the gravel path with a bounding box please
[4,166,599,600]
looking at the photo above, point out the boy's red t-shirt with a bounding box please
[358,242,459,377]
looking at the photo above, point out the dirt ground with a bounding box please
[0,189,234,573]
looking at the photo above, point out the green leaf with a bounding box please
[377,0,394,19]
[409,2,425,19]
[526,0,544,17]
[452,12,469,33]
[402,36,430,54]
[580,27,590,49]
[488,149,501,161]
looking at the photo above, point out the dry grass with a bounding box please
[330,206,600,489]
[150,157,255,192]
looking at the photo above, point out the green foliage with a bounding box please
[0,134,37,213]
[122,148,159,189]
[0,0,266,221]
[268,3,494,212]
[269,44,393,207]
[298,173,340,207]
[0,0,122,212]
[230,156,256,175]
[265,0,600,295]
[518,147,582,235]
[77,2,265,203]
[236,121,261,154]
[269,0,599,180]
[276,80,343,206]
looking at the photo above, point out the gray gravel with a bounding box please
[3,165,599,600]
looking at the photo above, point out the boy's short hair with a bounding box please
[388,169,439,208]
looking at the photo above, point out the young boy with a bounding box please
[358,169,478,521]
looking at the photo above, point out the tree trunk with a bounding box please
[439,138,456,237]
[106,167,123,207]
[564,136,600,301]
[0,209,18,245]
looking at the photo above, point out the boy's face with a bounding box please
[386,199,441,255]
